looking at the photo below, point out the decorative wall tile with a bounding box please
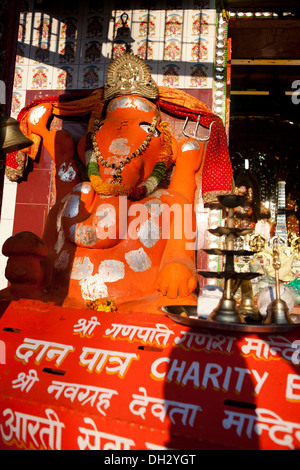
[27,65,54,90]
[32,12,59,46]
[81,39,104,64]
[59,16,82,40]
[53,65,79,90]
[18,12,33,43]
[131,10,163,39]
[78,64,105,89]
[165,10,183,37]
[111,43,127,59]
[56,40,80,65]
[184,62,213,88]
[164,37,182,61]
[82,15,106,39]
[135,39,163,61]
[13,66,28,90]
[30,41,50,64]
[30,39,58,65]
[184,10,216,38]
[157,62,185,88]
[131,10,148,38]
[184,37,214,63]
[203,9,217,35]
[15,42,30,66]
[11,90,26,117]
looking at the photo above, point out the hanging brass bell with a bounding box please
[0,111,33,154]
[113,12,135,53]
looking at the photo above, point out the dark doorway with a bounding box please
[228,15,300,217]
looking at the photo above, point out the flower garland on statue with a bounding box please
[85,298,117,312]
[85,117,173,201]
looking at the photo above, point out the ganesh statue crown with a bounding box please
[103,52,159,101]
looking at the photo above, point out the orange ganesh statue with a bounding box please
[1,53,233,313]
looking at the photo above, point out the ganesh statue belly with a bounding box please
[50,182,194,310]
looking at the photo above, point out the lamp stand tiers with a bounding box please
[199,195,262,324]
[164,195,300,333]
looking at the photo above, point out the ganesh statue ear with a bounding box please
[27,103,53,136]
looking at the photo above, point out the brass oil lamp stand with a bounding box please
[236,280,261,323]
[199,195,262,324]
[163,194,300,333]
[264,246,294,325]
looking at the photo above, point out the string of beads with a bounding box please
[85,118,173,201]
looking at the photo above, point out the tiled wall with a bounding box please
[12,2,216,105]
[0,0,228,289]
